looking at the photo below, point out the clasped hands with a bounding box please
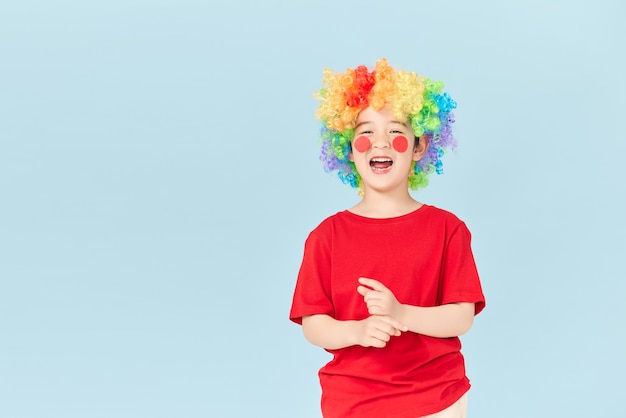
[355,277,409,348]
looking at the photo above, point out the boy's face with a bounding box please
[349,105,428,194]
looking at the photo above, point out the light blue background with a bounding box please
[1,1,624,417]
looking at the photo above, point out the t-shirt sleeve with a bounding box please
[289,227,335,325]
[439,222,486,315]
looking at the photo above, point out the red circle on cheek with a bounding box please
[392,136,409,153]
[353,136,371,153]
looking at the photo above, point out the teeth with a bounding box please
[369,157,393,171]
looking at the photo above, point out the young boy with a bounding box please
[289,58,485,418]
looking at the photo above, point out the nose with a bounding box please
[370,133,390,149]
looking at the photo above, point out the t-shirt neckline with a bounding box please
[342,204,430,223]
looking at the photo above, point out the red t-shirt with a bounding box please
[290,205,485,418]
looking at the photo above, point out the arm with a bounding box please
[357,278,475,338]
[301,314,406,350]
[395,303,475,338]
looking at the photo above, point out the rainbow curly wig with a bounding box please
[315,58,457,190]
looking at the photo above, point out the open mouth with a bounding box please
[370,157,393,172]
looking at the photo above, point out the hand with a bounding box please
[357,277,407,327]
[355,315,403,348]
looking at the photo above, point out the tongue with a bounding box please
[371,161,392,169]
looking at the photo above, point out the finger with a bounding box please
[371,318,399,336]
[379,315,408,332]
[358,277,386,291]
[372,334,390,345]
[371,328,391,342]
[370,305,387,316]
[362,291,383,304]
[380,325,397,338]
[369,338,386,348]
[390,320,407,333]
[364,298,384,313]
[356,285,372,297]
[395,322,408,333]
[363,326,389,347]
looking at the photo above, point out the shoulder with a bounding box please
[420,205,471,236]
[421,204,464,224]
[306,211,348,239]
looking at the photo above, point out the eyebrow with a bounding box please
[355,120,407,129]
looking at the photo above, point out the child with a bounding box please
[289,58,485,418]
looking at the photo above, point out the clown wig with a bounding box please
[315,58,457,190]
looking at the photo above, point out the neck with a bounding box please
[351,187,422,218]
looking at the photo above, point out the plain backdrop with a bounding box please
[1,1,624,417]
